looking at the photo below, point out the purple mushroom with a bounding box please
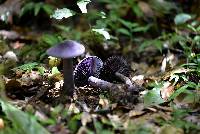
[74,56,138,94]
[100,56,130,82]
[46,40,85,96]
[73,56,103,87]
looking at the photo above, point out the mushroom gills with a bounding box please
[74,56,103,87]
[100,56,130,82]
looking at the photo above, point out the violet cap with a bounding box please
[47,40,85,58]
[73,56,103,87]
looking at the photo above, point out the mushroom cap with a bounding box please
[100,56,130,82]
[46,40,85,58]
[73,56,103,87]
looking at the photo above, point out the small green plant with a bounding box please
[0,99,50,134]
[50,0,111,41]
[20,1,54,17]
[168,105,200,133]
[12,62,39,72]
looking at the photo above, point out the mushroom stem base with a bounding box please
[63,59,74,96]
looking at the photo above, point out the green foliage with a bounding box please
[144,82,165,106]
[51,0,91,19]
[12,62,46,75]
[38,105,67,126]
[117,19,151,37]
[168,106,200,133]
[41,34,62,46]
[0,99,50,134]
[51,67,60,75]
[93,121,114,134]
[50,0,110,41]
[20,2,54,17]
[51,8,76,20]
[149,0,178,15]
[77,0,91,13]
[68,113,82,133]
[1,1,200,133]
[92,28,110,40]
[169,81,200,102]
[174,13,192,25]
[12,62,39,72]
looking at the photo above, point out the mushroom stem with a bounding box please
[88,76,139,94]
[63,59,74,96]
[115,72,133,87]
[88,76,114,90]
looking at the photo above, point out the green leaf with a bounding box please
[12,62,39,72]
[144,83,165,106]
[54,25,71,32]
[118,19,138,29]
[132,25,151,33]
[68,114,82,133]
[51,8,76,20]
[41,34,60,46]
[77,0,91,13]
[117,28,131,36]
[92,28,110,40]
[42,4,54,15]
[174,13,192,25]
[169,85,188,100]
[126,0,143,17]
[20,2,34,17]
[0,100,50,134]
[34,3,42,16]
[37,66,46,75]
[139,39,163,52]
[51,67,60,75]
